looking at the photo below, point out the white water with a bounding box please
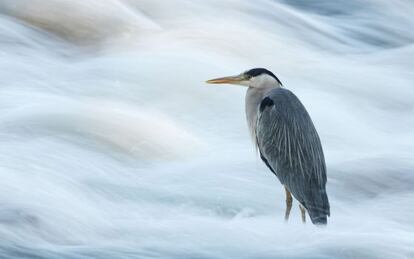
[1,0,414,258]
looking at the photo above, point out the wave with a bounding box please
[0,0,413,258]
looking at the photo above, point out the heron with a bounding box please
[206,68,330,225]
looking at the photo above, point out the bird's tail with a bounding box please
[309,211,328,225]
[306,189,330,225]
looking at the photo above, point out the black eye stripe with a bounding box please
[244,68,283,85]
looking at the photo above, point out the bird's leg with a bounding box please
[299,204,306,223]
[284,186,293,222]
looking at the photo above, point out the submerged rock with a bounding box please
[0,0,160,45]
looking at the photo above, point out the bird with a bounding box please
[206,68,330,225]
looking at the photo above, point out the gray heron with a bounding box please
[206,68,330,225]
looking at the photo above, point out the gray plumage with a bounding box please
[207,67,330,225]
[252,87,330,224]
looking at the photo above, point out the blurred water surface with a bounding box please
[0,0,414,258]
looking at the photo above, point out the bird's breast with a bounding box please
[245,87,274,144]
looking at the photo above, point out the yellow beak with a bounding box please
[206,74,246,85]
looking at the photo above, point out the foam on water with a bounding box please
[0,0,414,258]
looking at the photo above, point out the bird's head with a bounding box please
[206,68,282,89]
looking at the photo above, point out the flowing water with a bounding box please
[0,0,414,258]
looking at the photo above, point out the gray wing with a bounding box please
[256,88,330,224]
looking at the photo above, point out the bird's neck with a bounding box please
[245,86,275,142]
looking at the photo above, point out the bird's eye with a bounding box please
[244,74,252,80]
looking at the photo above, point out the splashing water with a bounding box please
[0,0,414,258]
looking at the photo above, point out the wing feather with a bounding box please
[256,88,330,224]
